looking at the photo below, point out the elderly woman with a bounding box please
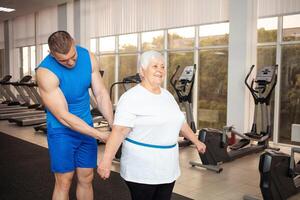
[98,50,206,200]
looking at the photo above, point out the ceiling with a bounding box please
[0,0,70,22]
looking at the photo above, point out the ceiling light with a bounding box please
[0,7,15,13]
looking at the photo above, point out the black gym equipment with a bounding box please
[7,81,46,126]
[244,148,300,200]
[190,65,279,173]
[0,75,33,109]
[109,73,141,101]
[0,75,14,105]
[170,64,197,147]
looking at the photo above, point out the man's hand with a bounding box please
[97,159,112,180]
[96,131,109,143]
[195,141,206,154]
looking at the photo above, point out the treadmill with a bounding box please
[0,77,45,119]
[8,81,46,126]
[0,75,14,106]
[0,76,35,113]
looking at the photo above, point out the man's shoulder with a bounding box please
[76,45,89,53]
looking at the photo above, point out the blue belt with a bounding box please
[125,138,177,149]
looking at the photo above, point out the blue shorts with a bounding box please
[47,127,97,173]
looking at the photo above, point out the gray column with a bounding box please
[73,0,90,48]
[74,0,81,44]
[58,3,68,31]
[227,0,258,132]
[4,20,9,75]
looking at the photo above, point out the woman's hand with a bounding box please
[195,141,206,154]
[97,159,112,180]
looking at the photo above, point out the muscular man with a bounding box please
[36,31,113,200]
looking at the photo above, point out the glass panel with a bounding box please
[100,36,115,52]
[99,55,115,101]
[90,38,97,53]
[257,17,277,43]
[283,14,300,42]
[142,30,164,51]
[279,44,300,145]
[42,44,49,60]
[0,49,4,78]
[30,46,36,76]
[22,47,29,76]
[198,49,228,129]
[257,46,277,140]
[168,27,195,49]
[257,46,276,69]
[119,34,137,52]
[199,22,229,46]
[167,51,194,104]
[119,54,138,97]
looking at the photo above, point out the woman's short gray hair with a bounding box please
[139,50,164,70]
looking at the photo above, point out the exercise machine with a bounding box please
[190,65,278,173]
[7,81,46,126]
[244,148,300,200]
[109,73,141,101]
[170,64,197,147]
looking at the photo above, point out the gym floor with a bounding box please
[1,120,300,200]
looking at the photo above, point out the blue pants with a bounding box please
[47,127,97,173]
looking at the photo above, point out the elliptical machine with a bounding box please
[190,65,278,173]
[170,64,197,147]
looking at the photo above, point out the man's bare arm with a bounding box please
[90,53,114,127]
[36,67,108,141]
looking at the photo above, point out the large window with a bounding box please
[278,14,300,145]
[198,49,228,129]
[167,26,195,106]
[42,44,49,60]
[90,38,97,53]
[197,23,229,129]
[257,17,278,141]
[94,22,229,129]
[257,46,276,69]
[279,44,300,145]
[21,46,36,77]
[119,34,137,53]
[142,30,164,51]
[99,55,115,99]
[21,47,29,77]
[119,54,137,97]
[98,36,116,99]
[257,14,300,145]
[168,27,195,49]
[118,34,138,97]
[168,52,194,103]
[100,36,115,52]
[30,46,36,75]
[199,22,229,46]
[257,17,277,43]
[282,14,300,42]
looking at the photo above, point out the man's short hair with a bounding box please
[48,31,73,54]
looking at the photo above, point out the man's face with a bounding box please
[51,44,78,68]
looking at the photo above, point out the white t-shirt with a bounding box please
[114,84,185,184]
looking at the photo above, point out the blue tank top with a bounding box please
[38,46,93,129]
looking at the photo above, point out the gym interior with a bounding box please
[0,0,300,199]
